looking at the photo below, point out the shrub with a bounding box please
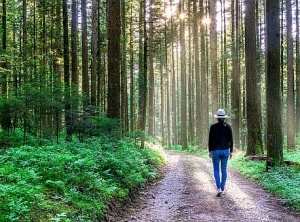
[0,138,164,220]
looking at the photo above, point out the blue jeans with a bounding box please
[211,149,230,191]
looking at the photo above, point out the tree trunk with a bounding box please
[53,0,63,143]
[187,0,194,144]
[296,0,300,134]
[63,0,72,141]
[245,0,263,156]
[189,53,195,145]
[53,0,62,82]
[209,0,218,119]
[107,0,121,119]
[23,0,28,84]
[148,0,155,137]
[171,14,177,146]
[221,0,228,109]
[140,1,148,148]
[231,0,240,149]
[265,0,283,166]
[81,0,89,104]
[220,0,224,107]
[91,0,98,106]
[160,42,165,146]
[98,0,106,112]
[138,0,145,130]
[164,2,171,148]
[200,0,208,146]
[121,0,128,132]
[180,0,187,149]
[193,0,201,147]
[129,3,135,132]
[1,0,7,96]
[71,0,78,85]
[286,0,295,150]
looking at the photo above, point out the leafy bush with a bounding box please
[0,138,164,221]
[0,129,54,148]
[71,112,122,142]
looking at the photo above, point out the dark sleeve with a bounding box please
[208,125,213,152]
[227,125,233,153]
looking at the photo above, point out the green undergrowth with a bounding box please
[0,137,165,221]
[229,150,300,211]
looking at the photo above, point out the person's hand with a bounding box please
[209,152,212,158]
[229,153,232,159]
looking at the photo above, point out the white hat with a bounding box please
[214,109,228,119]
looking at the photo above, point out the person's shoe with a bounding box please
[216,188,222,197]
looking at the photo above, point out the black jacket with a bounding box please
[208,122,233,153]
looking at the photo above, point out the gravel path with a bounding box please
[118,151,300,222]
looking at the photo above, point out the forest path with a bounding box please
[117,150,300,222]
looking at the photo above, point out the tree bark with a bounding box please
[140,0,148,148]
[245,0,263,156]
[265,0,283,166]
[1,0,7,96]
[180,0,187,149]
[148,0,155,137]
[81,0,89,104]
[193,0,201,147]
[187,0,194,144]
[200,0,208,146]
[286,0,295,150]
[296,0,300,134]
[121,0,128,132]
[129,3,135,132]
[23,0,28,83]
[138,0,145,130]
[107,0,121,119]
[164,2,171,148]
[209,0,218,120]
[231,0,240,149]
[160,42,165,146]
[91,0,98,106]
[171,9,177,146]
[71,0,78,85]
[63,0,72,140]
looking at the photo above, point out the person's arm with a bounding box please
[208,125,213,158]
[228,125,233,159]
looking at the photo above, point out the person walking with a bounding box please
[208,109,233,196]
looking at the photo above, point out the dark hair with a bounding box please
[217,118,226,126]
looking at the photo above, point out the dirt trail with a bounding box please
[117,151,300,222]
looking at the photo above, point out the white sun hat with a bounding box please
[214,109,228,119]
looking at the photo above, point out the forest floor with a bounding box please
[115,148,300,222]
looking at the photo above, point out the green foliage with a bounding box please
[0,138,164,221]
[0,87,124,145]
[229,151,300,211]
[284,149,300,160]
[0,98,14,132]
[0,129,53,148]
[229,152,266,178]
[125,129,146,142]
[258,166,300,209]
[89,115,121,138]
[68,107,122,142]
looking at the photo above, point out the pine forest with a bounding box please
[0,0,300,220]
